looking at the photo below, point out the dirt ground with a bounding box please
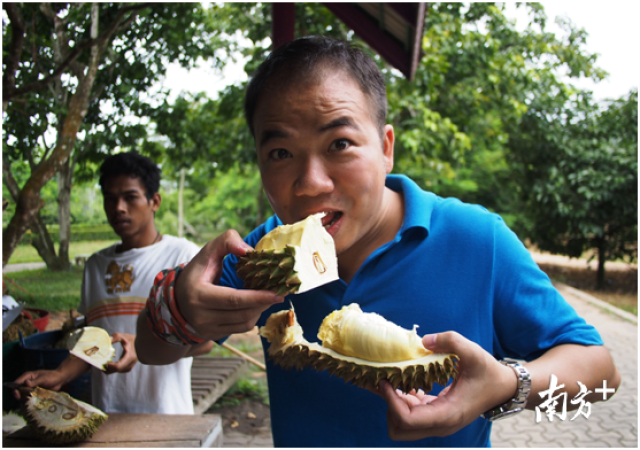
[207,391,271,436]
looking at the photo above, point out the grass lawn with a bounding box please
[4,266,84,312]
[7,240,118,265]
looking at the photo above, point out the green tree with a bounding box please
[389,3,607,219]
[2,2,224,268]
[510,90,638,289]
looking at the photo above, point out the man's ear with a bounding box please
[382,124,395,174]
[150,192,161,213]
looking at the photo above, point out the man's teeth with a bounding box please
[323,212,340,229]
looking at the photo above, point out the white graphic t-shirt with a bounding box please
[78,235,201,414]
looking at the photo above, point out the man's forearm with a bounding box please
[57,355,92,383]
[185,340,215,358]
[135,308,192,365]
[524,344,621,410]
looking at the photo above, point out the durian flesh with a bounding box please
[24,387,108,445]
[236,214,339,295]
[259,304,458,393]
[66,326,115,371]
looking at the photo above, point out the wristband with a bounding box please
[146,264,205,346]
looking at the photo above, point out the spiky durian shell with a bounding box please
[236,247,300,295]
[259,308,458,393]
[23,387,108,445]
[269,343,457,393]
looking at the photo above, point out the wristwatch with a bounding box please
[481,359,531,421]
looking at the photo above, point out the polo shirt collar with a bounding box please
[386,174,434,238]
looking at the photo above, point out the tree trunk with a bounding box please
[178,168,185,238]
[29,212,60,268]
[596,237,606,291]
[54,157,73,271]
[3,160,58,268]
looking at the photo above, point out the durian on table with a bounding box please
[236,214,339,295]
[23,387,108,445]
[259,303,458,393]
[65,326,115,371]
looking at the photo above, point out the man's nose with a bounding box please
[293,157,333,197]
[115,197,127,212]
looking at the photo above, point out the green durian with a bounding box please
[236,214,339,295]
[23,387,108,445]
[259,304,458,393]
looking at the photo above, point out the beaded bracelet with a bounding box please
[146,264,206,346]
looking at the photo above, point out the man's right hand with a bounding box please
[13,369,68,400]
[174,230,284,342]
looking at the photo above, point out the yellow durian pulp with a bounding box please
[317,304,431,362]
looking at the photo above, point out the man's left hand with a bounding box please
[105,333,138,374]
[376,331,517,441]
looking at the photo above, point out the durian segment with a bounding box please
[318,304,431,363]
[259,305,458,393]
[66,326,115,371]
[3,411,27,435]
[236,214,338,295]
[24,387,108,445]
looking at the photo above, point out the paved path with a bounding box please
[221,283,637,448]
[3,262,47,273]
[491,283,638,448]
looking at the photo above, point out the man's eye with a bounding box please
[269,148,292,160]
[330,139,351,152]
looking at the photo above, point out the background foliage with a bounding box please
[3,3,636,289]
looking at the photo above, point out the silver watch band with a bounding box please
[481,359,531,421]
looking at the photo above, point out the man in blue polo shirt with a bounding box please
[135,37,620,447]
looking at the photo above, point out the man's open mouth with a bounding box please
[321,211,343,230]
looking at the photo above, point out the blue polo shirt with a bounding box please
[220,174,603,447]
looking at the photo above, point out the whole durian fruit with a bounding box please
[23,387,108,444]
[236,214,339,295]
[66,326,115,371]
[259,304,458,393]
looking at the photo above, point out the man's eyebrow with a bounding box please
[319,117,360,132]
[259,129,289,147]
[103,189,140,196]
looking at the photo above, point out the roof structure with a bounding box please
[272,3,428,80]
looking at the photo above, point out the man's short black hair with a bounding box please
[244,36,388,138]
[99,152,160,200]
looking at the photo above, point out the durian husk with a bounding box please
[259,306,458,393]
[66,326,115,371]
[237,246,300,295]
[236,214,339,295]
[23,387,107,445]
[3,411,27,435]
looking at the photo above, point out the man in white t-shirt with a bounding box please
[14,152,213,414]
